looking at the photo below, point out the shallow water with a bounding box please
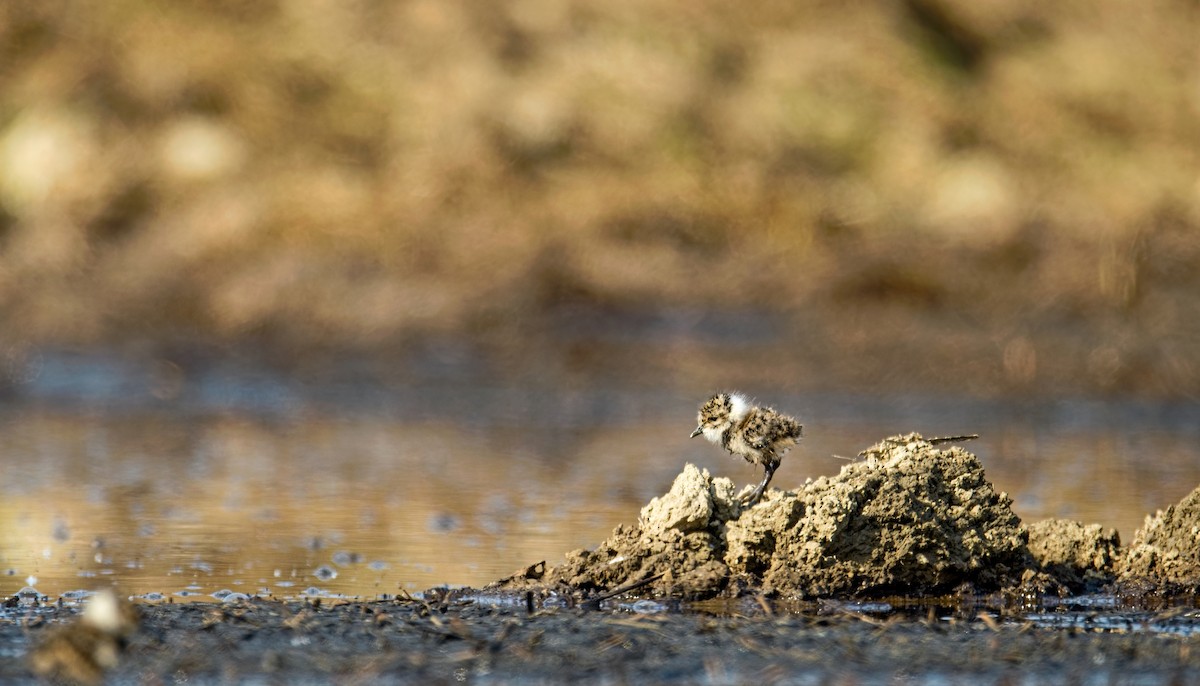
[2,352,1199,602]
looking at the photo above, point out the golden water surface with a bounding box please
[2,399,1198,602]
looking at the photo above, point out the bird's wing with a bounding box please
[741,413,771,448]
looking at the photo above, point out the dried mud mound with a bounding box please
[734,435,1029,597]
[547,462,739,598]
[1024,519,1121,592]
[1119,483,1200,586]
[494,434,1032,599]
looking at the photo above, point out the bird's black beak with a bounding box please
[689,426,703,438]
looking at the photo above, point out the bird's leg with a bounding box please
[742,460,778,507]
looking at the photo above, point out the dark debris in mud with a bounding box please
[6,595,1200,685]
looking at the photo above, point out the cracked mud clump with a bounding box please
[1119,483,1200,586]
[546,463,737,598]
[493,434,1032,599]
[731,434,1029,597]
[1023,519,1121,593]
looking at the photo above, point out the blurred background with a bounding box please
[1,0,1199,599]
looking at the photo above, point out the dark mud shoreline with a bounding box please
[6,593,1200,685]
[10,434,1200,684]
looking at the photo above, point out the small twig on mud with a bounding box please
[604,616,670,630]
[869,615,905,641]
[581,573,666,609]
[977,612,1002,632]
[927,434,980,445]
[413,615,489,646]
[844,611,887,627]
[734,635,773,657]
[595,633,629,652]
[492,561,547,587]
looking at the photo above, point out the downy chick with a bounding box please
[690,392,803,506]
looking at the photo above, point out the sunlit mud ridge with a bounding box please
[491,434,1200,600]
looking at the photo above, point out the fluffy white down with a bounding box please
[728,392,751,421]
[700,425,725,445]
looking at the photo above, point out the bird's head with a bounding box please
[690,392,749,443]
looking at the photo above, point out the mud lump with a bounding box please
[511,434,1032,598]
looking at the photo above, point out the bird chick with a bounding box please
[29,589,139,686]
[690,392,803,506]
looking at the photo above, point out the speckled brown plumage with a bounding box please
[690,392,803,506]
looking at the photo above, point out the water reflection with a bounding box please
[2,382,1199,601]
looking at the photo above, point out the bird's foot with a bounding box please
[739,485,767,508]
[740,463,777,508]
